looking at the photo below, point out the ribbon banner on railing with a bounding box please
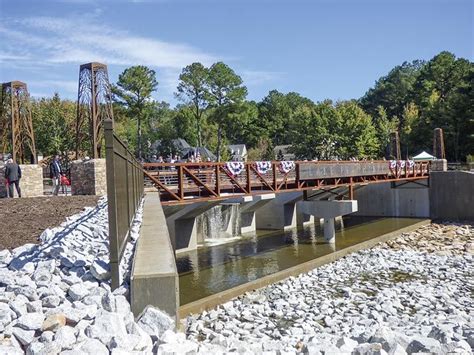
[225,161,245,176]
[279,161,295,174]
[389,160,415,170]
[255,161,272,174]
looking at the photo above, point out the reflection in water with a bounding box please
[177,217,424,305]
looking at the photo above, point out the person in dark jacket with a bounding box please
[4,159,21,198]
[50,155,62,196]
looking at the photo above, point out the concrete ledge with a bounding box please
[131,191,179,319]
[430,171,474,221]
[178,219,430,318]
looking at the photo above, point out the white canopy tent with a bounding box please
[412,151,436,161]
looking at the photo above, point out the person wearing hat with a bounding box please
[4,158,22,198]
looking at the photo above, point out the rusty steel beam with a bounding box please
[143,161,431,205]
[389,131,401,160]
[433,128,446,160]
[0,81,36,163]
[75,62,114,159]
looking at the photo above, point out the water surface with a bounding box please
[177,217,424,305]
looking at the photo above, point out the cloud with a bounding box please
[241,70,283,86]
[1,16,218,69]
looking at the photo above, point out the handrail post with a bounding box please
[104,119,120,289]
[215,164,220,196]
[272,162,277,190]
[178,165,184,200]
[246,163,251,193]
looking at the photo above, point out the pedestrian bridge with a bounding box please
[143,160,430,205]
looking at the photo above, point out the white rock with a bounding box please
[85,310,127,345]
[42,295,61,308]
[137,306,175,340]
[12,326,35,346]
[0,250,12,265]
[16,312,44,331]
[157,340,199,354]
[55,325,77,349]
[336,336,358,352]
[75,339,109,355]
[68,284,89,301]
[90,261,110,281]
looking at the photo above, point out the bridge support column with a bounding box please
[298,200,358,243]
[163,201,222,252]
[323,218,336,243]
[255,192,303,230]
[228,194,276,234]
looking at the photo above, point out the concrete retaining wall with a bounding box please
[430,171,474,221]
[0,164,43,198]
[131,191,179,320]
[353,181,429,218]
[70,159,107,196]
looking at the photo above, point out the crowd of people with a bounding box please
[1,154,69,198]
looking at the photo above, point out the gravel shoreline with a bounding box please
[185,223,474,354]
[0,198,472,354]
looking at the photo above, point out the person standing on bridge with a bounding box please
[4,158,22,198]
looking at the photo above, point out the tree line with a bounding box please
[31,51,473,162]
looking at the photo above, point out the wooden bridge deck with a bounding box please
[143,160,430,205]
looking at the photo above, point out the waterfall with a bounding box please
[197,204,241,241]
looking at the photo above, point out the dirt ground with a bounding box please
[0,196,100,250]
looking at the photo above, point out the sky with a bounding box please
[0,0,472,106]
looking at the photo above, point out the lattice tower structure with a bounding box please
[0,81,36,163]
[75,62,114,159]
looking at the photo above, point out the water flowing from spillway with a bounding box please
[197,203,242,241]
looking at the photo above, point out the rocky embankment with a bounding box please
[186,222,474,354]
[0,198,472,354]
[0,198,174,354]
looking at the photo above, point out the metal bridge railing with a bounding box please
[143,160,430,205]
[105,119,144,289]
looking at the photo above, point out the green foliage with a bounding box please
[206,62,247,160]
[31,52,473,164]
[113,65,158,159]
[31,93,76,157]
[176,63,209,147]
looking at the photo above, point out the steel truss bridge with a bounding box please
[143,160,431,206]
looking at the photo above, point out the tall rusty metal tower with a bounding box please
[75,62,114,159]
[0,81,37,163]
[433,128,446,159]
[388,131,401,160]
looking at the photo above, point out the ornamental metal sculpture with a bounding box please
[75,62,114,159]
[0,81,37,163]
[433,128,446,160]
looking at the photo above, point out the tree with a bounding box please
[411,52,473,161]
[335,101,379,159]
[373,106,398,158]
[176,63,209,147]
[206,62,247,161]
[31,93,76,157]
[360,60,424,122]
[113,66,158,160]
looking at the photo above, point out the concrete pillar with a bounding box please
[430,159,447,172]
[255,192,303,230]
[297,201,315,227]
[298,200,358,243]
[228,194,275,234]
[323,218,335,243]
